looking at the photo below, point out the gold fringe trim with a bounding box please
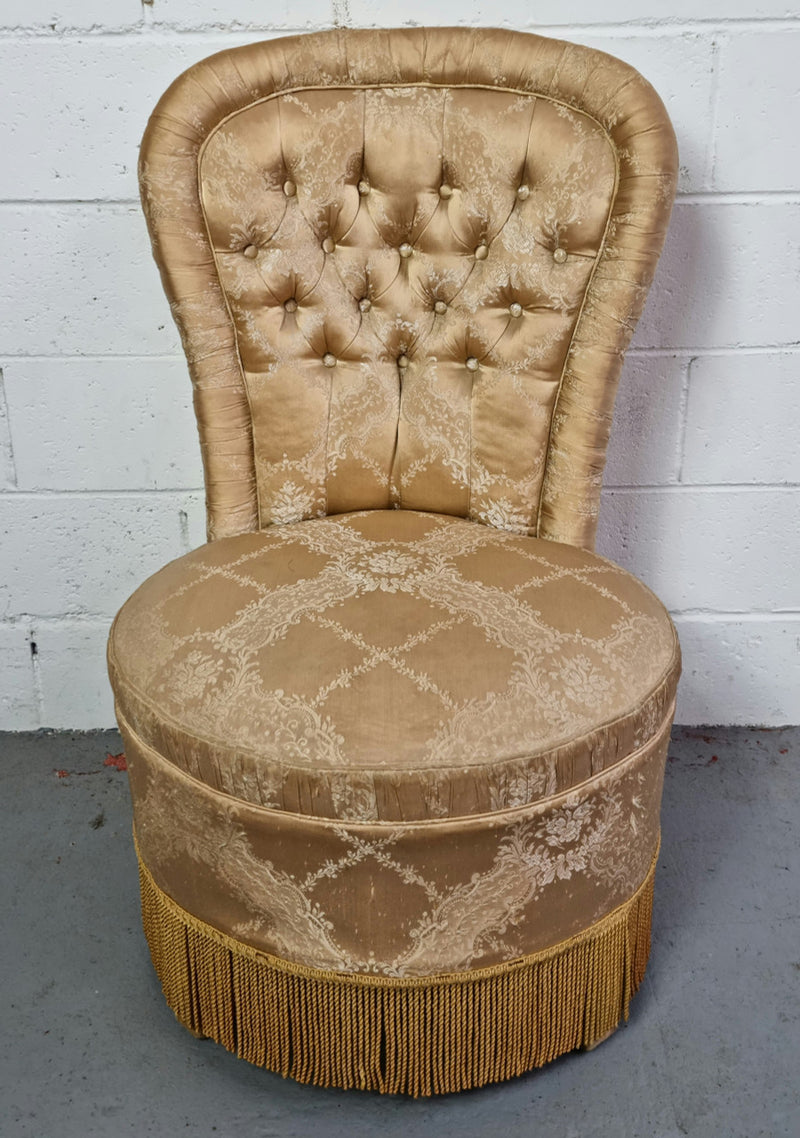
[138,848,658,1096]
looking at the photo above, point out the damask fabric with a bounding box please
[201,88,616,536]
[110,510,678,977]
[109,510,680,824]
[124,717,668,978]
[117,27,680,1072]
[139,26,677,549]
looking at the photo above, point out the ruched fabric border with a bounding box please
[137,840,658,1096]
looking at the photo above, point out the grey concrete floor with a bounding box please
[0,726,798,1138]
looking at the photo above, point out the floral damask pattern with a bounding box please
[200,86,615,535]
[109,510,680,823]
[138,27,677,547]
[119,28,680,999]
[127,713,668,976]
[120,31,682,1010]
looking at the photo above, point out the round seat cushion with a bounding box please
[109,509,679,824]
[111,508,679,979]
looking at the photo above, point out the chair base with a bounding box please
[137,849,656,1096]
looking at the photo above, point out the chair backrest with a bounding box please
[139,27,677,549]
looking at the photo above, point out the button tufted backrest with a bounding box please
[140,28,677,549]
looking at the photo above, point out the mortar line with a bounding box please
[3,347,798,362]
[627,346,800,357]
[518,19,800,33]
[28,622,44,723]
[676,191,800,204]
[703,33,724,192]
[2,609,798,630]
[3,192,798,211]
[0,488,204,498]
[1,18,799,39]
[0,25,329,41]
[1,484,796,498]
[3,191,799,208]
[602,483,800,493]
[0,353,185,361]
[675,356,694,484]
[1,614,115,627]
[669,611,800,621]
[0,366,19,490]
[0,199,141,207]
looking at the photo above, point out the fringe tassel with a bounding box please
[138,850,657,1096]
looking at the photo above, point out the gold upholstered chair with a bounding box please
[108,26,680,1095]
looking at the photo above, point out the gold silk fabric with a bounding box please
[116,28,681,1069]
[109,510,678,975]
[201,90,615,534]
[124,718,669,977]
[139,27,677,548]
[109,511,679,824]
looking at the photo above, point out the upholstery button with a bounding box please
[283,179,297,197]
[322,237,336,254]
[397,354,409,369]
[284,298,298,313]
[434,300,447,315]
[439,184,453,199]
[358,297,372,314]
[399,242,413,258]
[465,357,479,372]
[553,246,567,264]
[358,180,370,195]
[509,301,523,318]
[243,244,258,259]
[322,353,337,368]
[517,184,530,201]
[475,244,488,261]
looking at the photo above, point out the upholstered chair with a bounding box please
[108,27,680,1095]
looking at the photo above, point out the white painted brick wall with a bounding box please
[1,2,798,728]
[3,359,200,491]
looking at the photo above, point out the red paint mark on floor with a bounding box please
[54,753,127,779]
[683,729,717,744]
[707,755,719,764]
[779,748,788,754]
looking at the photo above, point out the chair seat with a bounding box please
[109,509,679,824]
